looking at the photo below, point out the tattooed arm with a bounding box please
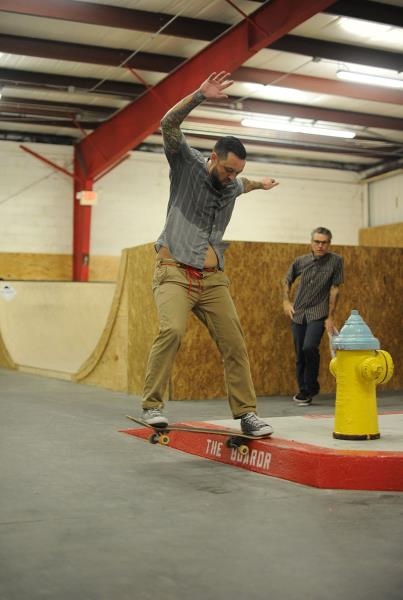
[241,177,279,193]
[160,71,234,155]
[160,91,205,155]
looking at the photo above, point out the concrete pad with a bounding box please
[208,413,403,452]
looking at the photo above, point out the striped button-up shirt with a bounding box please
[285,252,344,323]
[155,137,244,270]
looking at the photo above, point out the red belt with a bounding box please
[160,261,217,295]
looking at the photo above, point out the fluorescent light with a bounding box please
[262,85,310,103]
[243,82,265,92]
[337,70,403,89]
[340,64,398,78]
[339,17,390,39]
[241,118,356,139]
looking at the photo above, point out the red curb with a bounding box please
[120,421,403,491]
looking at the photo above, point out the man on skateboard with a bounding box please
[141,71,278,437]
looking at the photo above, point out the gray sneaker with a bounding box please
[142,408,168,428]
[240,413,273,437]
[293,393,312,406]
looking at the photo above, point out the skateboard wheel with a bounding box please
[149,433,160,444]
[159,434,170,445]
[238,445,249,456]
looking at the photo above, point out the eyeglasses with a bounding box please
[312,240,330,245]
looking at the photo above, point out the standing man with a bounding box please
[283,227,343,406]
[141,71,278,436]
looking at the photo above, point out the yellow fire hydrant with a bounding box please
[329,309,394,440]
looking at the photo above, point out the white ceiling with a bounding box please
[1,0,403,175]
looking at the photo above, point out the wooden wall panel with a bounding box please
[0,329,16,369]
[89,256,120,281]
[359,223,403,247]
[73,252,128,391]
[124,242,402,400]
[127,246,160,397]
[0,253,120,282]
[0,253,72,280]
[3,242,399,399]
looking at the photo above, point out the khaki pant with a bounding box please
[142,259,257,418]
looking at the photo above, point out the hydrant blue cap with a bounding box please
[332,309,380,351]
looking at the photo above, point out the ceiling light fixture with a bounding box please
[337,70,403,89]
[338,16,390,39]
[241,118,356,139]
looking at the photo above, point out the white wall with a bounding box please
[368,171,403,226]
[91,151,169,255]
[0,140,365,255]
[224,162,363,246]
[0,141,73,253]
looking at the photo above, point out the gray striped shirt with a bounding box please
[285,252,344,323]
[155,136,244,270]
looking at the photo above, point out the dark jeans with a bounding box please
[291,317,325,397]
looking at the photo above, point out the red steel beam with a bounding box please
[235,98,403,131]
[234,66,403,107]
[73,154,92,282]
[7,92,403,132]
[20,144,76,179]
[0,34,182,73]
[271,35,403,72]
[78,0,338,180]
[0,67,143,97]
[324,0,403,28]
[0,0,226,41]
[183,118,400,159]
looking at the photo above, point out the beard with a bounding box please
[209,166,225,190]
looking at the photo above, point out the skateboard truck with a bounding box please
[149,431,170,446]
[149,429,249,454]
[226,436,249,456]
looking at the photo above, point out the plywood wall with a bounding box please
[0,329,16,369]
[359,223,403,247]
[4,242,400,398]
[116,242,402,400]
[74,252,129,391]
[0,253,72,281]
[0,253,120,281]
[171,242,402,398]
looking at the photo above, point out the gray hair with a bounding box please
[311,226,332,241]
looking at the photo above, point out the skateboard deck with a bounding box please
[125,415,273,455]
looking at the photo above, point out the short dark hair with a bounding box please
[213,136,246,160]
[311,226,332,241]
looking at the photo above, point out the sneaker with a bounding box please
[142,408,168,427]
[293,393,312,406]
[240,412,273,437]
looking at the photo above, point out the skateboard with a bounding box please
[125,415,273,456]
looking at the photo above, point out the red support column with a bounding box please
[73,147,92,281]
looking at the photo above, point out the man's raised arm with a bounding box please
[160,71,234,154]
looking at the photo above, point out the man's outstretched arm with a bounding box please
[160,71,234,154]
[241,177,279,193]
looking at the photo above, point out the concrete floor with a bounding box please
[1,368,402,600]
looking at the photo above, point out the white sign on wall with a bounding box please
[0,284,17,302]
